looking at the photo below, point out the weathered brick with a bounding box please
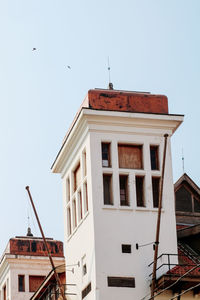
[85,89,168,114]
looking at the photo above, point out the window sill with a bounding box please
[102,205,118,210]
[136,207,165,212]
[135,207,148,211]
[149,208,165,212]
[118,206,133,211]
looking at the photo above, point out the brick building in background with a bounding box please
[0,228,65,300]
[52,88,184,299]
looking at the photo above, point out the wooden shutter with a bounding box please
[118,145,142,169]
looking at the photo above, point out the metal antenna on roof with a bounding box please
[182,147,185,173]
[107,56,113,90]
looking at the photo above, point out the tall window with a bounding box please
[67,207,72,236]
[102,143,111,167]
[136,176,145,207]
[72,199,77,228]
[152,177,160,208]
[3,285,6,300]
[66,177,70,202]
[84,182,89,213]
[18,275,25,292]
[103,174,113,205]
[74,163,81,192]
[83,150,87,177]
[119,175,129,206]
[6,279,9,298]
[150,146,159,170]
[118,144,143,169]
[78,191,83,221]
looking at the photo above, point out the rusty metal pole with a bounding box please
[25,186,67,300]
[151,134,168,298]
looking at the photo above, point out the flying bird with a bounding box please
[32,48,37,51]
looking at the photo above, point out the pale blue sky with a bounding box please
[0,0,199,255]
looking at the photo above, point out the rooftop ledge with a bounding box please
[85,89,169,114]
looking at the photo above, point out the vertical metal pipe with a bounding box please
[168,254,171,273]
[151,134,168,297]
[25,186,67,300]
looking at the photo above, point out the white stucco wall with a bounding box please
[90,130,177,300]
[55,108,183,300]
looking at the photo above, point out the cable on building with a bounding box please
[169,281,200,300]
[146,261,200,300]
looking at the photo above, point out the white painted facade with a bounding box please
[52,108,183,300]
[0,243,64,300]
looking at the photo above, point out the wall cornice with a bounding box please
[52,108,183,174]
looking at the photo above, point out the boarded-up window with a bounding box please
[67,207,72,236]
[175,186,192,212]
[74,163,81,192]
[118,144,143,169]
[150,146,159,170]
[29,276,45,292]
[18,275,25,292]
[107,277,135,288]
[102,143,111,167]
[152,177,160,208]
[84,182,88,213]
[103,174,113,205]
[136,176,145,207]
[119,175,129,206]
[82,283,91,299]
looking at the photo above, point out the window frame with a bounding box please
[72,198,77,229]
[73,162,81,193]
[152,177,160,208]
[101,142,111,168]
[67,206,72,236]
[103,173,113,205]
[119,174,129,206]
[150,145,159,170]
[18,275,25,292]
[135,176,145,207]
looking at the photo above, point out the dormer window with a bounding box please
[175,181,200,214]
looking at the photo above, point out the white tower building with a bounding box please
[52,88,183,300]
